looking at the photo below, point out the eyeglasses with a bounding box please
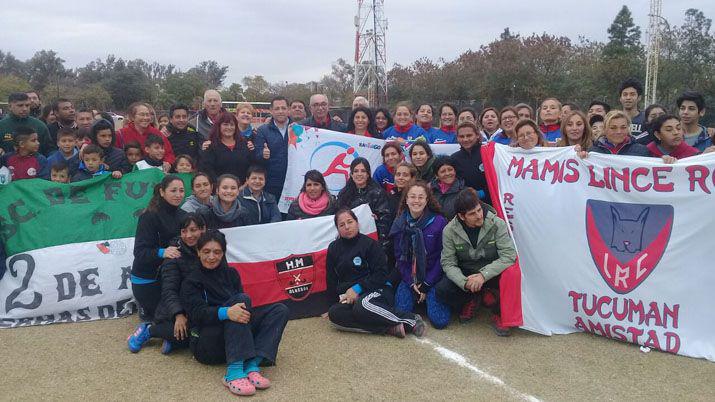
[502,115,517,121]
[311,102,328,108]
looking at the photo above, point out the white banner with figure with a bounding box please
[486,144,715,361]
[279,126,459,212]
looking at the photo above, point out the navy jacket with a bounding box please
[237,187,282,225]
[254,119,291,200]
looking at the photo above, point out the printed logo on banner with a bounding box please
[585,200,674,294]
[96,240,128,256]
[310,141,360,191]
[288,124,305,148]
[275,254,316,301]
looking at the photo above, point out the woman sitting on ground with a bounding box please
[327,208,426,338]
[286,169,337,220]
[430,156,466,221]
[181,230,289,396]
[389,182,450,329]
[127,213,206,354]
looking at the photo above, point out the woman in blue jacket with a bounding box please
[389,181,450,329]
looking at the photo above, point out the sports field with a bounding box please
[1,313,713,401]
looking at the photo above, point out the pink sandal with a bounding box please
[247,371,271,389]
[223,377,256,396]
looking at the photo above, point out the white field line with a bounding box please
[416,337,541,402]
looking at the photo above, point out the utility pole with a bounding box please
[644,0,663,106]
[353,0,388,107]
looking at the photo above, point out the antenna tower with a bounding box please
[644,0,663,106]
[353,0,388,107]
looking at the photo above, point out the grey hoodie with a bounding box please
[181,195,213,213]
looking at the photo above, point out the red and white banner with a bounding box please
[222,204,377,318]
[482,142,715,362]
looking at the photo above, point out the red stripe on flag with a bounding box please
[228,249,328,308]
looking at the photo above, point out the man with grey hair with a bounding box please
[352,96,369,110]
[300,94,347,132]
[190,89,226,139]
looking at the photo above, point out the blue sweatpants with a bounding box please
[395,281,451,329]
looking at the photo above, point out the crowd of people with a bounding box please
[0,77,713,396]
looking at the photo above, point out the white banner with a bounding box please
[0,238,135,328]
[279,126,460,212]
[489,144,715,361]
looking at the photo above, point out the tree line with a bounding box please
[0,6,713,124]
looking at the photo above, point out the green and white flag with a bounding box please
[0,170,171,328]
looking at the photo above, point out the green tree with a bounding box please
[189,60,228,89]
[161,72,206,107]
[26,50,68,92]
[221,82,245,101]
[242,75,271,101]
[103,67,152,110]
[0,74,31,101]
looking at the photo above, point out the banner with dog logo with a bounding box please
[278,126,460,212]
[485,143,715,361]
[222,204,377,319]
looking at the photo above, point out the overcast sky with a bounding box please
[2,0,713,85]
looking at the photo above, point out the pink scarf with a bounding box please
[298,191,329,216]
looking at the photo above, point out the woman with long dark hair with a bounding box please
[374,107,393,136]
[286,170,337,220]
[128,213,206,354]
[337,158,394,250]
[372,141,404,194]
[409,140,436,183]
[389,182,450,329]
[346,106,378,137]
[327,208,426,338]
[131,175,187,321]
[199,112,255,183]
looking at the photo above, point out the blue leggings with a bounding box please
[395,281,451,329]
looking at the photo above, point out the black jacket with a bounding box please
[299,115,347,132]
[326,233,389,302]
[166,123,203,161]
[199,198,250,230]
[180,261,244,327]
[103,146,131,173]
[286,195,337,220]
[451,145,491,204]
[237,187,282,225]
[198,139,254,182]
[337,181,394,246]
[153,238,199,323]
[431,178,465,221]
[131,201,187,279]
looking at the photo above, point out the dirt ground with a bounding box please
[1,313,713,401]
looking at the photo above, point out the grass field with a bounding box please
[1,313,713,401]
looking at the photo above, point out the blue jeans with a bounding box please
[395,281,451,329]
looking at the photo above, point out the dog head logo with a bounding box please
[585,200,673,294]
[275,254,315,301]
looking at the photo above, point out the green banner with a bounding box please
[0,170,193,256]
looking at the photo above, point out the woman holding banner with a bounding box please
[131,175,187,321]
[389,182,451,329]
[286,170,337,220]
[646,114,699,160]
[588,111,650,156]
[327,208,426,338]
[181,230,289,396]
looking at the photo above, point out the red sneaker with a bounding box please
[459,297,479,323]
[490,315,511,337]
